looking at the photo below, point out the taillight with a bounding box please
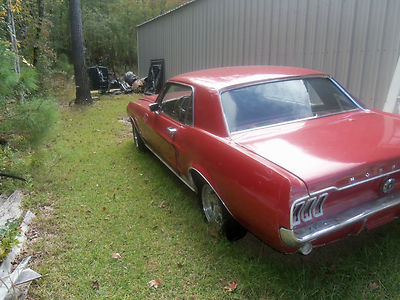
[292,201,305,226]
[313,193,327,217]
[292,193,328,227]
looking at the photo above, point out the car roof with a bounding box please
[169,66,327,91]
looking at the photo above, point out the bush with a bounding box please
[0,38,58,192]
[0,47,19,100]
[0,219,21,262]
[0,38,58,149]
[54,53,74,77]
[0,98,58,148]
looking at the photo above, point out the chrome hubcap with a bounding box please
[202,185,223,226]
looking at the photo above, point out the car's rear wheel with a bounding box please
[131,120,146,152]
[201,183,246,241]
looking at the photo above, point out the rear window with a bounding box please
[220,77,358,133]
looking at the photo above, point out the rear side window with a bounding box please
[160,84,193,126]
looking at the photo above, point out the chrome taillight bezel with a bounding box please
[291,193,328,227]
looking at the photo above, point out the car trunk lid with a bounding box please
[232,110,400,193]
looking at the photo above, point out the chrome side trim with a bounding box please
[280,191,400,248]
[142,141,197,192]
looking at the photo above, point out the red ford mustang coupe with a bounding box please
[127,66,400,255]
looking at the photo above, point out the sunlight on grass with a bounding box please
[28,94,400,299]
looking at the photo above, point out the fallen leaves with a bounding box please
[369,282,380,290]
[158,201,166,208]
[148,278,162,289]
[91,280,99,290]
[111,252,122,259]
[224,281,238,292]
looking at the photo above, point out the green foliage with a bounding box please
[46,0,71,58]
[0,145,31,194]
[0,39,37,103]
[15,65,38,99]
[3,0,188,76]
[0,98,58,148]
[79,0,187,71]
[0,39,58,149]
[0,37,57,192]
[54,53,74,77]
[0,46,19,99]
[0,219,21,262]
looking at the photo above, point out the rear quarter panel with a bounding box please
[185,127,308,251]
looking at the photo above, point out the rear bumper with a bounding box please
[280,191,400,248]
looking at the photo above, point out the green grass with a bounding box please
[27,93,400,299]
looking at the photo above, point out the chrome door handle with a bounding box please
[167,127,177,137]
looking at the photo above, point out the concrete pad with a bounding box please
[0,190,23,226]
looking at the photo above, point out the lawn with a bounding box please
[27,93,400,299]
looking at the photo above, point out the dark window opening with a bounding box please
[160,84,193,126]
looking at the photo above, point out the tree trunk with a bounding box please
[6,0,20,76]
[33,0,44,66]
[69,0,92,105]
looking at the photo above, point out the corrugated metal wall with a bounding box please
[137,0,400,109]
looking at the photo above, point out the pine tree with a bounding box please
[69,0,92,104]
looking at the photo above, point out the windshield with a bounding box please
[220,77,359,133]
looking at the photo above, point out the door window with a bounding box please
[160,84,193,126]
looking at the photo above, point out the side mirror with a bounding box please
[149,103,160,112]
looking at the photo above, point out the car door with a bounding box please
[145,83,193,171]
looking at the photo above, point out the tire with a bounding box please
[201,183,246,241]
[131,120,146,152]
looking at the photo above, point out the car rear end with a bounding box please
[280,159,400,254]
[221,73,400,254]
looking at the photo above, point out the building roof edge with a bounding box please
[136,0,199,28]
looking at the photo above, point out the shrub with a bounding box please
[0,219,21,262]
[0,38,58,192]
[0,47,19,99]
[0,98,58,148]
[54,53,74,77]
[0,38,58,149]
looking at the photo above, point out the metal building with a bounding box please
[137,0,400,111]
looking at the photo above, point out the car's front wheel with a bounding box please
[201,183,246,241]
[131,120,146,152]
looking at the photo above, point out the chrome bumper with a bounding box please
[280,192,400,248]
